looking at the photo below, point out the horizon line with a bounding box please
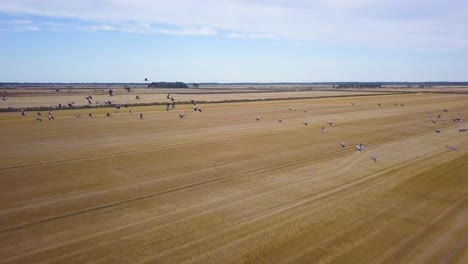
[2,81,468,85]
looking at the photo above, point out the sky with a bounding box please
[1,0,468,83]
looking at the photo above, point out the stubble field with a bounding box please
[0,92,467,263]
[0,88,395,109]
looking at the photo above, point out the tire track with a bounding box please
[0,120,453,233]
[1,143,425,263]
[370,195,467,263]
[132,150,446,264]
[0,97,466,262]
[299,180,467,264]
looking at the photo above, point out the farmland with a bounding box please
[0,91,467,263]
[0,87,397,109]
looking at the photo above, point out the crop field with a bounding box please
[0,92,467,263]
[0,88,396,109]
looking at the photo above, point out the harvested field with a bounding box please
[345,86,468,94]
[0,93,467,263]
[0,88,396,109]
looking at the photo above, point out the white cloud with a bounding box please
[157,27,217,36]
[75,23,217,36]
[0,19,40,31]
[0,0,467,50]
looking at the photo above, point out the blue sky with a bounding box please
[1,0,468,82]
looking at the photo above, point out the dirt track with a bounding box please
[0,93,467,263]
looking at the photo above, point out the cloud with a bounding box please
[156,26,217,36]
[76,23,217,36]
[0,0,467,50]
[0,19,40,31]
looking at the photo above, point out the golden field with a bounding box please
[0,92,467,263]
[0,88,395,109]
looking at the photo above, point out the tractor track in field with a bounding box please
[1,119,465,234]
[1,93,467,263]
[0,146,450,263]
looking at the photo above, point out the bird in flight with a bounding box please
[446,145,458,151]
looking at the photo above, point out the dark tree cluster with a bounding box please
[147,82,189,88]
[333,83,383,88]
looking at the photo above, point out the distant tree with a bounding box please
[193,83,199,88]
[147,82,189,88]
[335,83,382,89]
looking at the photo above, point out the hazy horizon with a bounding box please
[2,81,468,85]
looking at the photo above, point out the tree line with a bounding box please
[333,83,383,88]
[147,82,189,88]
